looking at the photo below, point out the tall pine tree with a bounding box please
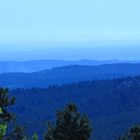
[45,104,92,140]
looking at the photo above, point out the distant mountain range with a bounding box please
[0,59,140,73]
[1,63,140,88]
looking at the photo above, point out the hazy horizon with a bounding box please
[0,41,140,61]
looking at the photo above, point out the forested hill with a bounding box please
[0,59,138,73]
[11,75,140,140]
[1,63,140,88]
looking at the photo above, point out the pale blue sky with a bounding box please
[0,0,140,61]
[0,0,140,42]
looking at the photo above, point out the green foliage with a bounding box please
[0,108,2,114]
[0,107,7,140]
[45,104,92,140]
[32,133,38,140]
[0,88,15,139]
[0,88,16,123]
[0,124,7,140]
[119,126,140,140]
[0,88,27,140]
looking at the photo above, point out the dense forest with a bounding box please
[0,88,92,140]
[4,75,140,140]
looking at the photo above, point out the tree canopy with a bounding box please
[119,126,140,140]
[45,104,92,140]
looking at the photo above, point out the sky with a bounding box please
[0,0,140,60]
[0,0,140,42]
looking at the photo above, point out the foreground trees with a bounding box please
[0,88,92,140]
[119,126,140,140]
[0,88,15,140]
[2,87,140,140]
[45,104,92,140]
[0,88,16,124]
[0,88,26,140]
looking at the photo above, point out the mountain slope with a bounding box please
[0,59,139,73]
[1,63,140,88]
[11,76,140,140]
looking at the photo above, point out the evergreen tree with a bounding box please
[0,88,16,124]
[45,104,92,140]
[119,126,140,140]
[0,88,16,140]
[0,88,26,140]
[7,125,26,140]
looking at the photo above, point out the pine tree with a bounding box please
[0,88,16,140]
[45,104,92,140]
[0,88,26,140]
[0,88,16,124]
[119,126,140,140]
